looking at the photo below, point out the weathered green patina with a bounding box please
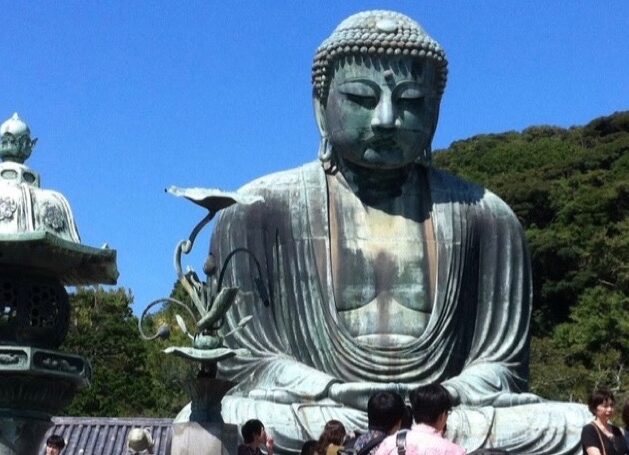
[208,11,591,454]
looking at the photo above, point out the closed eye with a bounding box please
[345,93,378,108]
[338,80,379,108]
[397,87,423,101]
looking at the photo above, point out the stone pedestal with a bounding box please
[171,421,239,455]
[171,374,238,454]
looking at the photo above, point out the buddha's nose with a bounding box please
[371,97,399,130]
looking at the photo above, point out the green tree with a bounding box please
[529,287,628,402]
[62,286,196,417]
[434,111,629,401]
[61,287,157,416]
[140,281,198,416]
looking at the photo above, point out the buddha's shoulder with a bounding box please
[237,161,321,196]
[429,167,516,217]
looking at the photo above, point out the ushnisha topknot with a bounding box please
[312,10,448,103]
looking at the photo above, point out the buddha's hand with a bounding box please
[244,359,338,404]
[491,392,544,407]
[442,383,543,407]
[328,382,404,411]
[248,388,327,404]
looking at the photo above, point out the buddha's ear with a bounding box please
[429,102,441,142]
[313,96,327,137]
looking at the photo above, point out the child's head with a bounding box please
[241,419,267,445]
[45,435,66,455]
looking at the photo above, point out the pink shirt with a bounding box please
[374,423,466,455]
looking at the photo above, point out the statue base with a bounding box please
[171,421,239,455]
[171,373,239,454]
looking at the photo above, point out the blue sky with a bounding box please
[2,1,627,314]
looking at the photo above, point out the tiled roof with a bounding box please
[40,416,172,454]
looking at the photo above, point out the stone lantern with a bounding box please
[0,113,118,454]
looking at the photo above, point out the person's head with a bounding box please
[127,427,154,454]
[587,388,615,421]
[301,439,317,455]
[317,420,346,452]
[410,384,452,431]
[367,391,406,434]
[622,399,629,429]
[312,10,448,170]
[45,435,65,455]
[241,419,267,446]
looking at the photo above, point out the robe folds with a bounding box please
[208,161,589,454]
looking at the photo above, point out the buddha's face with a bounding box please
[323,56,439,170]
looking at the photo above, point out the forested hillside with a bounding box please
[62,112,628,416]
[434,111,628,400]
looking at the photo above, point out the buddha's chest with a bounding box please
[331,207,434,310]
[327,185,437,345]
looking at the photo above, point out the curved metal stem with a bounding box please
[173,240,206,316]
[173,210,216,316]
[138,297,198,341]
[186,211,216,252]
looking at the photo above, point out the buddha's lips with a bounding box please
[364,137,403,158]
[369,136,398,149]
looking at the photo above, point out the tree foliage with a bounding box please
[61,287,155,416]
[61,286,195,417]
[434,111,629,401]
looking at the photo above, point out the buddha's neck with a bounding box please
[336,159,413,203]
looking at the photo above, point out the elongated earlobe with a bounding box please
[313,96,327,138]
[415,145,432,166]
[318,137,333,163]
[313,96,335,171]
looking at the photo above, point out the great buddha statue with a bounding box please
[209,10,590,454]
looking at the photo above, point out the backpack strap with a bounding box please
[356,434,388,455]
[590,423,607,455]
[395,430,408,455]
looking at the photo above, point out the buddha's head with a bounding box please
[312,11,447,171]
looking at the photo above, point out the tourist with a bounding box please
[317,420,346,455]
[44,435,65,455]
[375,384,466,455]
[581,388,628,455]
[238,419,274,455]
[353,392,405,455]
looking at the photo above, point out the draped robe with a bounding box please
[208,161,589,454]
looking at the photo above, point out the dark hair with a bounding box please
[410,384,452,425]
[622,399,629,429]
[301,440,317,455]
[587,388,615,415]
[241,419,264,444]
[316,420,346,454]
[47,434,66,450]
[367,391,406,432]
